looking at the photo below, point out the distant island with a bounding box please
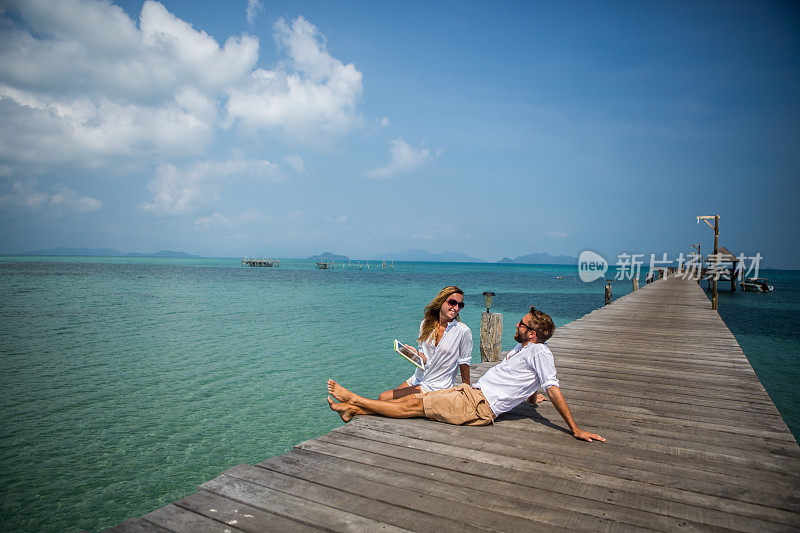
[16,246,577,265]
[375,248,485,263]
[497,252,578,265]
[307,252,349,261]
[19,247,199,258]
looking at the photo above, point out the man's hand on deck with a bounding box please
[572,428,606,442]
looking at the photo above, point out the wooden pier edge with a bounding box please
[107,273,800,532]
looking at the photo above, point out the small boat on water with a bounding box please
[740,278,773,293]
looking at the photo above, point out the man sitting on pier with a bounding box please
[327,306,605,442]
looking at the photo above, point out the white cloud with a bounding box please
[195,212,234,230]
[380,117,389,127]
[365,138,442,178]
[0,181,102,213]
[0,1,362,172]
[225,16,363,146]
[246,0,263,24]
[195,208,321,243]
[284,154,305,173]
[141,158,281,215]
[548,231,570,238]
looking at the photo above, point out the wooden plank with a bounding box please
[200,471,410,532]
[173,490,322,532]
[258,451,577,532]
[329,421,800,522]
[304,431,798,530]
[296,436,779,532]
[272,446,734,532]
[212,463,487,532]
[345,417,800,503]
[104,518,172,532]
[140,504,241,532]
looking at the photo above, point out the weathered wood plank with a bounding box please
[259,451,579,532]
[306,430,799,528]
[104,518,173,532]
[200,470,411,532]
[140,504,241,532]
[273,446,734,532]
[295,436,780,532]
[173,490,322,532]
[331,423,800,522]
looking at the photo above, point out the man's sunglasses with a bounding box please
[518,319,536,332]
[446,298,465,309]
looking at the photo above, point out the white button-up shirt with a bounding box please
[475,342,559,416]
[410,320,473,391]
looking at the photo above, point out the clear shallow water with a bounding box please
[0,257,797,532]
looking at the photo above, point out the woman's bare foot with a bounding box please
[328,396,355,422]
[327,379,356,403]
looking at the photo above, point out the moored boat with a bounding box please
[740,278,773,292]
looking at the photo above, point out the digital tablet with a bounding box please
[393,339,425,370]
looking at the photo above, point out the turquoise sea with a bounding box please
[1,257,798,532]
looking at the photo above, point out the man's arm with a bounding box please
[545,386,605,442]
[459,363,470,385]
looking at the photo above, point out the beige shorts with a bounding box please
[421,384,495,426]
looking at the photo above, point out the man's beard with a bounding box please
[514,331,524,343]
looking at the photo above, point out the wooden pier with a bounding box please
[108,274,800,532]
[242,257,279,267]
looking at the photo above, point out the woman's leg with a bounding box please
[378,382,422,401]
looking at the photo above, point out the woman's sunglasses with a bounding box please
[446,298,465,309]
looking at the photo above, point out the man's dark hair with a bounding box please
[529,306,555,342]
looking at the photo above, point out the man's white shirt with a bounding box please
[474,342,559,416]
[410,320,473,391]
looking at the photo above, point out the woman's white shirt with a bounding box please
[410,320,473,391]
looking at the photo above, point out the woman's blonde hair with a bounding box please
[418,286,464,343]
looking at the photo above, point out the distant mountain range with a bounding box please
[497,252,578,265]
[19,247,199,258]
[376,248,485,263]
[307,252,349,261]
[16,246,576,265]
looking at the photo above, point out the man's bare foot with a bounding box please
[527,392,547,404]
[327,379,356,403]
[328,396,355,422]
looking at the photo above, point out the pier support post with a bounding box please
[480,312,503,362]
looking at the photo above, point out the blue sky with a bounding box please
[1,0,798,267]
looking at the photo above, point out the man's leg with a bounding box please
[327,397,370,422]
[328,379,425,419]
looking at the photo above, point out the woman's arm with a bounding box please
[459,363,470,385]
[407,344,426,364]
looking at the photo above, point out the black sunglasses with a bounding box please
[446,298,465,309]
[518,319,535,332]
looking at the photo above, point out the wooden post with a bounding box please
[480,312,503,362]
[632,277,639,291]
[604,280,612,305]
[712,215,719,310]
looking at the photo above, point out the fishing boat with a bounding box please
[740,278,773,293]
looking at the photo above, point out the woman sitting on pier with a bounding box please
[378,286,472,400]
